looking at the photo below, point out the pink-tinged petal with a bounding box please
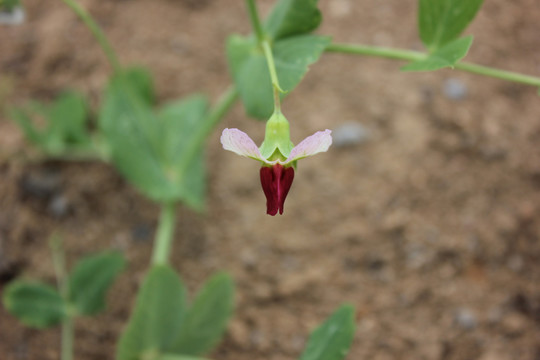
[260,164,294,216]
[284,129,332,163]
[221,128,268,163]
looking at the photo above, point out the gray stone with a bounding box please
[454,307,477,330]
[21,170,61,199]
[48,194,69,218]
[0,7,25,25]
[443,78,468,100]
[332,122,370,147]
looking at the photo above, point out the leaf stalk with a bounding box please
[326,42,540,88]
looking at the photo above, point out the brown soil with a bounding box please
[1,0,540,359]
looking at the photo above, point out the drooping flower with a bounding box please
[221,112,332,216]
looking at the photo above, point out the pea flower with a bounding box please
[221,112,332,216]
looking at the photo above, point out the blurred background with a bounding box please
[1,0,539,359]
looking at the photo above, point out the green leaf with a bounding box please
[9,106,45,146]
[116,265,187,360]
[100,80,172,201]
[68,251,126,316]
[2,281,66,328]
[170,273,234,356]
[47,92,91,149]
[401,35,473,72]
[298,305,356,360]
[265,0,322,40]
[157,96,209,210]
[227,34,330,119]
[9,91,92,156]
[0,0,20,11]
[419,0,484,50]
[159,356,210,360]
[120,67,155,105]
[100,71,209,207]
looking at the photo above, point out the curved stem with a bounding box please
[201,86,239,141]
[326,42,540,88]
[60,0,121,72]
[151,202,177,265]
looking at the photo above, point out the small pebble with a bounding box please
[21,170,61,198]
[507,255,524,272]
[488,307,504,325]
[332,122,370,148]
[443,78,468,100]
[48,194,69,218]
[454,307,477,330]
[0,7,25,25]
[501,312,527,336]
[131,224,153,243]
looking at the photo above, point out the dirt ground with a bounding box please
[1,0,540,359]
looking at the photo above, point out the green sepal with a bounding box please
[259,112,294,160]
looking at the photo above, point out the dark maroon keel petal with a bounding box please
[259,164,295,216]
[260,166,278,216]
[278,166,294,214]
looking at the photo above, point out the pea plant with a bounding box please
[3,0,540,359]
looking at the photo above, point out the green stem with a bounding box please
[454,62,540,87]
[61,317,74,360]
[262,40,283,113]
[201,86,239,141]
[50,235,73,360]
[245,0,283,112]
[326,43,424,61]
[326,42,540,88]
[246,0,265,43]
[151,202,177,265]
[60,0,121,72]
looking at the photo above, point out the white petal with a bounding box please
[284,129,332,163]
[221,128,268,163]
